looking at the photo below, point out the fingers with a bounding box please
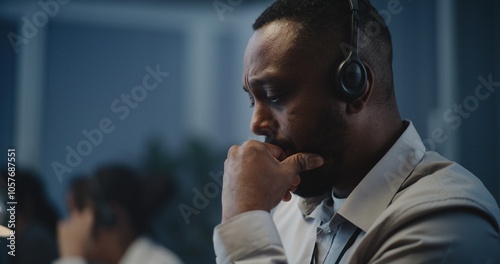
[79,207,94,226]
[66,206,94,226]
[264,143,288,161]
[57,207,94,258]
[283,191,292,202]
[280,153,322,202]
[282,153,324,173]
[283,175,300,202]
[222,140,323,217]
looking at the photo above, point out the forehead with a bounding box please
[246,20,302,58]
[243,20,308,81]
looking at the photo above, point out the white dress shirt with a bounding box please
[214,121,500,263]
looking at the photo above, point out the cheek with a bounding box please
[279,108,325,147]
[287,105,329,135]
[276,107,302,136]
[274,91,337,145]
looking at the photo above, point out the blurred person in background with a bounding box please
[53,164,182,264]
[0,170,59,264]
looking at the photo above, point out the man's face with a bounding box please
[243,20,350,197]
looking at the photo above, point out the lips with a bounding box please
[265,137,297,160]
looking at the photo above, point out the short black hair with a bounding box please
[253,0,395,105]
[69,164,177,237]
[70,165,146,234]
[95,165,144,232]
[14,170,58,234]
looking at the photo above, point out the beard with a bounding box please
[266,108,349,198]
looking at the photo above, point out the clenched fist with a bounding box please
[221,140,323,222]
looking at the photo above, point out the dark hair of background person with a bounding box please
[253,0,396,108]
[16,170,59,234]
[69,164,176,236]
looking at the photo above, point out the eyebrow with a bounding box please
[247,75,282,91]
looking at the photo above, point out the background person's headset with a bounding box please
[88,177,117,228]
[336,0,367,101]
[72,175,116,228]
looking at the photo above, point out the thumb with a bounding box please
[281,153,324,173]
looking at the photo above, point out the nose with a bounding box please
[250,103,276,137]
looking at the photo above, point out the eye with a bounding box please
[266,90,286,104]
[243,86,255,108]
[248,93,255,108]
[267,95,280,104]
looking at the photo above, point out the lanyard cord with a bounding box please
[310,227,362,264]
[335,228,362,264]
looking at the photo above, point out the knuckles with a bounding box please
[228,140,265,158]
[241,139,263,150]
[227,145,240,157]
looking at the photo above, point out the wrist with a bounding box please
[222,205,271,223]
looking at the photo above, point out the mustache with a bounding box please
[265,137,297,154]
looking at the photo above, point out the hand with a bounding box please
[221,140,323,222]
[57,207,94,258]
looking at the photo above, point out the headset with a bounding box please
[72,175,116,228]
[336,0,367,101]
[88,177,116,228]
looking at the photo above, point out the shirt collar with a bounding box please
[297,121,426,232]
[299,189,348,224]
[338,120,426,232]
[298,192,331,216]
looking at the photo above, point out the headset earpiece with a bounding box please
[89,178,116,227]
[337,53,367,100]
[336,0,367,101]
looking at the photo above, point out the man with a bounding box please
[54,165,183,264]
[213,0,500,263]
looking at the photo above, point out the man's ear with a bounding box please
[346,63,374,114]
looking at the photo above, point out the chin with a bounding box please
[293,167,333,198]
